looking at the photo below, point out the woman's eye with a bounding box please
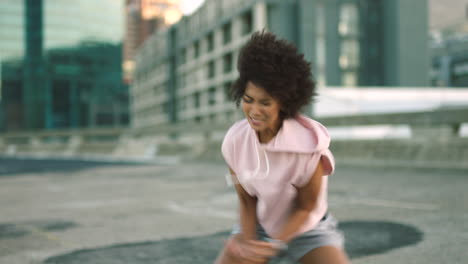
[261,102,270,106]
[243,97,252,103]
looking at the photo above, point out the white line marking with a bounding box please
[167,201,236,219]
[341,198,439,211]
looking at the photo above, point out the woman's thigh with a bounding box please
[299,245,350,264]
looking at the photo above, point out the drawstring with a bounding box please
[264,149,270,177]
[253,138,270,178]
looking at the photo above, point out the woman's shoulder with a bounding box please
[268,115,330,154]
[223,119,250,142]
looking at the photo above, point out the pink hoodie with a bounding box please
[221,114,335,237]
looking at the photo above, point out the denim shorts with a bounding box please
[231,213,345,262]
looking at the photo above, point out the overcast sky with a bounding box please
[179,0,205,15]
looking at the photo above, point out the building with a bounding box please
[428,0,468,87]
[430,35,468,87]
[123,0,182,83]
[1,42,128,131]
[0,0,125,131]
[0,0,123,61]
[131,0,430,129]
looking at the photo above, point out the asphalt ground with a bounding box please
[0,157,466,263]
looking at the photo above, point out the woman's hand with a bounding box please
[225,234,278,263]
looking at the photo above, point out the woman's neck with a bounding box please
[257,120,282,143]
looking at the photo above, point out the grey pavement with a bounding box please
[0,158,467,263]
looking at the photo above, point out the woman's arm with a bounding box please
[273,161,325,243]
[229,168,258,240]
[225,168,277,263]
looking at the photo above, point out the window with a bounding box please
[338,3,360,86]
[206,32,214,52]
[208,87,216,105]
[223,53,233,73]
[339,3,359,37]
[315,3,326,87]
[339,39,359,69]
[194,41,200,58]
[342,72,357,87]
[207,60,215,78]
[222,22,232,44]
[194,92,200,108]
[242,10,253,35]
[179,48,186,65]
[224,81,232,101]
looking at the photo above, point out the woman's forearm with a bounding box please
[238,197,258,240]
[274,208,313,242]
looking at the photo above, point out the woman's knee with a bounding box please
[299,245,350,264]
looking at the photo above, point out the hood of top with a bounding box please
[250,114,331,154]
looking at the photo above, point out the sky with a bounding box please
[179,0,205,15]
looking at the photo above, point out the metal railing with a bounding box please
[1,106,467,168]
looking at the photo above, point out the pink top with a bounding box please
[221,114,335,237]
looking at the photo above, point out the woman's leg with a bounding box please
[214,246,236,264]
[299,245,350,264]
[214,245,270,264]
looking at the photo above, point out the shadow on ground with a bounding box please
[0,220,78,239]
[43,221,423,264]
[0,157,145,176]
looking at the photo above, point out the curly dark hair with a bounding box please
[230,31,316,119]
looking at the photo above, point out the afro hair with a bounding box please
[230,30,316,119]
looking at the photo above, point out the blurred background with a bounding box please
[0,0,467,164]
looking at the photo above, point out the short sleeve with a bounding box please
[221,128,236,172]
[293,149,335,187]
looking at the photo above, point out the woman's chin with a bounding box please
[251,125,266,134]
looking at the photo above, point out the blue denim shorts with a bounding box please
[231,213,345,262]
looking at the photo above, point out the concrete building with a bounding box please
[123,0,182,83]
[131,0,430,129]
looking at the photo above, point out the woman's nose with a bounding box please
[250,104,261,116]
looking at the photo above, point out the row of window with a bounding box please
[177,52,234,90]
[187,110,238,124]
[177,81,232,111]
[135,103,238,126]
[338,3,360,86]
[178,10,252,65]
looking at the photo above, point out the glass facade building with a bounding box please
[0,0,125,131]
[0,0,123,61]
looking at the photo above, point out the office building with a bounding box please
[123,0,182,83]
[1,42,128,130]
[0,0,123,60]
[0,0,125,131]
[132,0,429,129]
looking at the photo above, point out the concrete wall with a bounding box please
[1,107,467,169]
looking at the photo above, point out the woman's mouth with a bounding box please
[250,117,263,126]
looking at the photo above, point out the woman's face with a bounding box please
[242,81,282,136]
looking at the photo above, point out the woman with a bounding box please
[215,31,350,264]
